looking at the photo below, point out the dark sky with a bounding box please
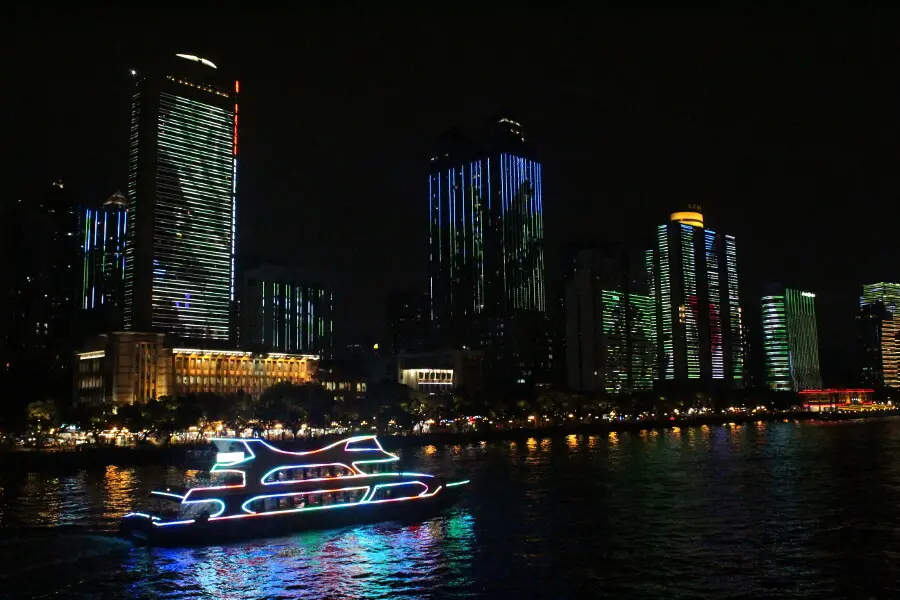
[7,9,900,384]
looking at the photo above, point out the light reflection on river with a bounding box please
[2,419,900,598]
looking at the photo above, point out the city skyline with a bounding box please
[8,10,900,385]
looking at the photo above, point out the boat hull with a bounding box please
[120,486,464,547]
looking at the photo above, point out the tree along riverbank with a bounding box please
[1,409,897,471]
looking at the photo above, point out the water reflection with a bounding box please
[103,466,136,521]
[124,511,476,599]
[6,419,900,598]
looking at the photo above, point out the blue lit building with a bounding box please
[646,206,744,392]
[123,54,238,341]
[81,191,127,330]
[428,114,548,384]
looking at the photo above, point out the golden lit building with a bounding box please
[75,333,317,405]
[75,332,171,405]
[172,348,317,396]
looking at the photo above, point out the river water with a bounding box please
[2,419,900,599]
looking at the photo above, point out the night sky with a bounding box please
[7,9,900,385]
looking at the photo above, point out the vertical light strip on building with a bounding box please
[601,290,626,395]
[657,225,673,379]
[123,92,141,330]
[725,235,743,379]
[705,230,724,379]
[681,225,699,379]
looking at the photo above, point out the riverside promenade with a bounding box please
[1,409,896,471]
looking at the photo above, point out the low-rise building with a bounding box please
[75,332,318,405]
[397,350,485,393]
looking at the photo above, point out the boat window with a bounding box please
[345,438,381,451]
[263,464,356,483]
[369,482,428,502]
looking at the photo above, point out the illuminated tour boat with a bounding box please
[120,435,469,545]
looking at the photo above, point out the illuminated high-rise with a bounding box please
[81,191,128,331]
[646,205,743,390]
[565,246,655,393]
[761,285,822,391]
[239,265,333,356]
[123,54,238,341]
[428,114,548,383]
[858,282,900,389]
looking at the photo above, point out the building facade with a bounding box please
[81,191,128,332]
[240,265,333,356]
[565,246,655,394]
[123,54,239,341]
[646,206,744,391]
[760,286,822,391]
[0,182,81,407]
[858,282,900,390]
[427,115,548,384]
[386,290,430,357]
[75,333,317,405]
[397,350,485,393]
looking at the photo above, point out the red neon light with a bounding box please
[235,80,240,93]
[233,110,239,156]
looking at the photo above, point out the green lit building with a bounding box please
[240,265,333,357]
[761,285,822,391]
[565,246,655,393]
[646,206,743,391]
[123,54,238,341]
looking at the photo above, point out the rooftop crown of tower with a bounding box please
[670,204,704,228]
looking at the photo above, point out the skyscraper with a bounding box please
[239,265,333,356]
[858,282,900,389]
[123,54,238,341]
[646,205,743,391]
[428,114,547,383]
[565,245,655,393]
[760,285,822,391]
[81,191,128,331]
[0,181,80,407]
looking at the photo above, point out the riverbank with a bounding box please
[2,409,897,471]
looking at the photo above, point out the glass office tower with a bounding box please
[647,206,743,389]
[761,286,822,391]
[428,115,548,383]
[123,54,238,341]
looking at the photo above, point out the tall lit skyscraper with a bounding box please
[761,285,822,391]
[858,282,900,389]
[646,205,743,390]
[428,114,547,383]
[81,191,127,331]
[123,54,238,341]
